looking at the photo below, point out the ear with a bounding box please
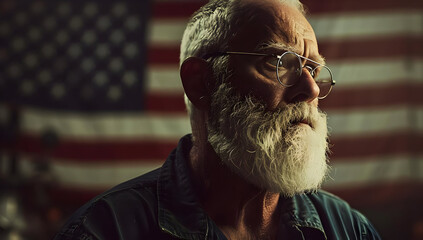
[180,57,213,110]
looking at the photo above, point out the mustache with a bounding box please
[231,97,321,131]
[209,82,326,140]
[277,103,318,129]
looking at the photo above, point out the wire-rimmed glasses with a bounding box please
[203,51,336,99]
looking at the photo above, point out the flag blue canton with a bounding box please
[0,0,150,111]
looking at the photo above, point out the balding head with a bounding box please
[180,0,307,118]
[180,0,305,63]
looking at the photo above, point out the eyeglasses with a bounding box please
[203,51,336,99]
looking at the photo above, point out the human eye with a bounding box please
[256,54,282,81]
[305,64,319,78]
[263,56,279,68]
[311,65,320,78]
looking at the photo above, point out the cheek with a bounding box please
[229,66,286,110]
[255,86,285,110]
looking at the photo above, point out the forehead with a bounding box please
[229,0,317,55]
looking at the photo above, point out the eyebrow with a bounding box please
[255,41,295,53]
[256,41,327,66]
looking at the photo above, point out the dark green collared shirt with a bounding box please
[54,135,381,240]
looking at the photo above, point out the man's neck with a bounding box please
[189,143,281,240]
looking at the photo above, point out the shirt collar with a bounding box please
[157,134,209,239]
[288,194,328,239]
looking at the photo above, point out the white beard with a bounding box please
[207,83,329,197]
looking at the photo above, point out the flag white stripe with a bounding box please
[323,154,423,189]
[146,65,184,93]
[11,105,191,139]
[326,106,423,136]
[1,105,421,139]
[14,154,163,189]
[417,108,423,131]
[148,19,187,46]
[329,58,423,89]
[148,11,423,45]
[147,59,423,93]
[310,10,423,41]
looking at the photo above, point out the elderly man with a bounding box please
[55,0,381,239]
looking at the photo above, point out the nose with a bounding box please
[282,68,320,104]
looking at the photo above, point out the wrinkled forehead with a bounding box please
[272,4,316,46]
[229,0,317,53]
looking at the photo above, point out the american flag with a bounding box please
[0,0,421,239]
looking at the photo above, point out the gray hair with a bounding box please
[180,0,306,118]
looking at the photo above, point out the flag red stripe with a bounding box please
[319,36,423,60]
[320,83,423,111]
[326,181,423,208]
[330,133,423,160]
[145,83,423,113]
[145,92,186,113]
[147,36,423,65]
[304,0,423,14]
[148,46,180,65]
[152,1,206,19]
[4,134,177,162]
[48,186,104,207]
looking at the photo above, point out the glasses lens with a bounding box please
[277,52,301,86]
[313,65,333,98]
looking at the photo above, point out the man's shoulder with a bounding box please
[92,166,161,208]
[54,168,164,240]
[306,190,369,222]
[308,190,353,209]
[300,190,380,239]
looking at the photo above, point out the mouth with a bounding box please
[291,119,313,128]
